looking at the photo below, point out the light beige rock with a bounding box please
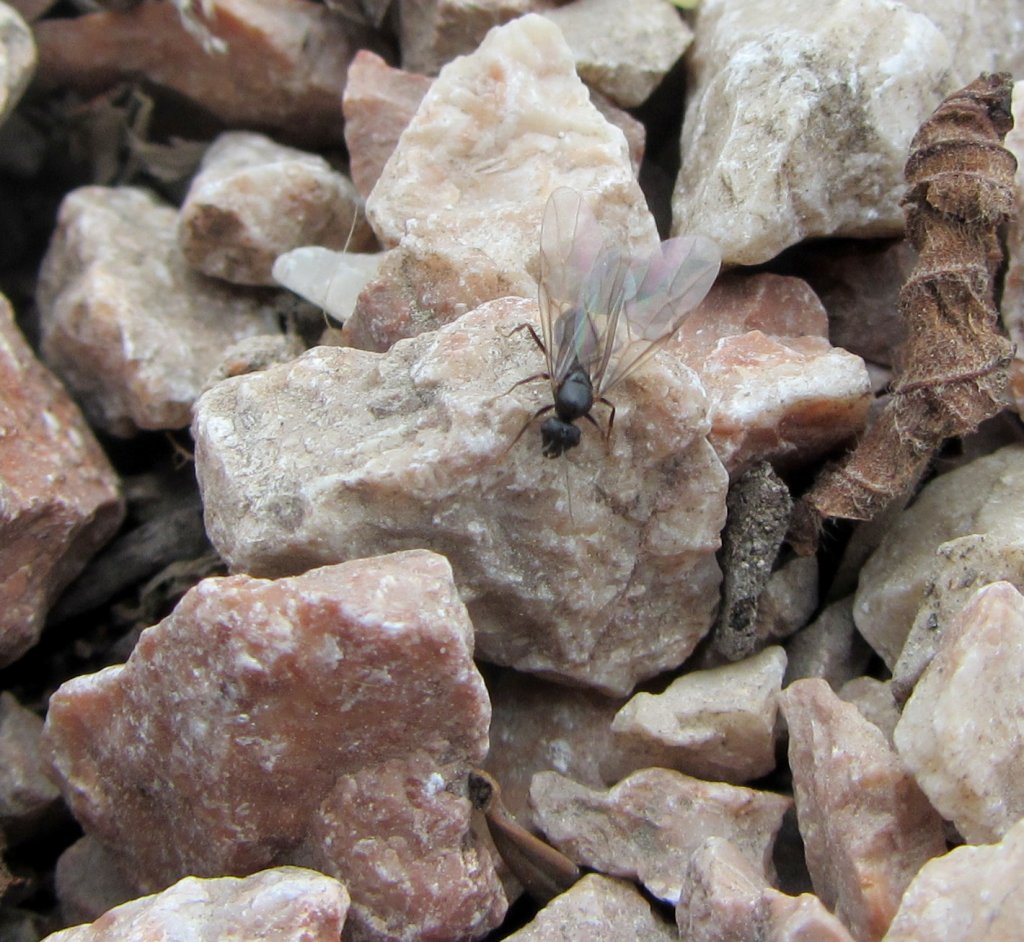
[177,131,373,286]
[0,692,62,842]
[839,677,899,747]
[0,294,123,666]
[853,446,1024,669]
[608,647,786,785]
[894,581,1024,844]
[43,551,505,942]
[505,872,676,942]
[530,768,791,904]
[881,815,1024,942]
[781,679,946,942]
[271,247,382,326]
[678,837,856,942]
[33,0,378,147]
[785,597,873,691]
[55,837,136,927]
[1,0,35,124]
[193,297,727,695]
[36,186,282,436]
[542,0,691,107]
[42,868,350,942]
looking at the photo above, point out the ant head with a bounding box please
[541,417,581,458]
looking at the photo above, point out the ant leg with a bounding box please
[596,397,616,443]
[504,322,547,354]
[502,404,555,457]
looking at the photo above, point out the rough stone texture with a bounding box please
[894,581,1024,844]
[0,294,124,666]
[350,14,654,352]
[43,551,505,942]
[542,0,691,108]
[1000,80,1024,411]
[32,0,379,147]
[0,692,62,843]
[674,0,955,265]
[881,815,1024,942]
[678,837,856,942]
[193,297,727,695]
[504,873,676,942]
[785,597,873,691]
[666,272,871,476]
[36,186,282,436]
[42,868,350,942]
[780,679,946,942]
[839,677,899,748]
[607,646,786,785]
[0,0,34,125]
[530,767,791,905]
[177,131,373,286]
[853,446,1024,669]
[56,837,136,927]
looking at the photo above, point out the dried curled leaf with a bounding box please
[792,73,1018,553]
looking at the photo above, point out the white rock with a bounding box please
[272,247,382,323]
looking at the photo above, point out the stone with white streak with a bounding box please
[529,767,791,905]
[177,131,373,286]
[881,815,1024,942]
[607,646,786,785]
[677,837,856,942]
[895,581,1024,844]
[0,294,123,666]
[43,550,505,942]
[42,868,350,942]
[194,297,727,695]
[780,679,946,942]
[36,186,283,436]
[1,1,35,125]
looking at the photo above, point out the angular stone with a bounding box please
[194,296,727,695]
[678,837,856,942]
[894,581,1024,844]
[56,837,136,927]
[839,677,899,748]
[0,294,123,666]
[542,0,691,108]
[881,815,1024,942]
[271,247,382,326]
[0,692,62,842]
[785,597,873,691]
[853,446,1024,669]
[43,550,505,942]
[505,873,676,942]
[752,555,819,643]
[36,186,282,436]
[780,679,946,942]
[42,868,350,942]
[1,0,35,125]
[177,131,373,286]
[32,0,378,147]
[607,647,786,785]
[530,768,791,904]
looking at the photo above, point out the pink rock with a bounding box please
[177,131,374,286]
[42,867,350,942]
[678,837,856,942]
[780,679,946,942]
[0,294,123,666]
[838,678,899,748]
[1,0,35,123]
[785,597,873,691]
[55,837,136,926]
[33,0,379,147]
[881,815,1024,942]
[504,873,676,942]
[193,297,727,695]
[36,186,282,436]
[529,768,791,904]
[894,581,1024,844]
[0,691,62,841]
[43,550,505,942]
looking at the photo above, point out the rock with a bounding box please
[42,868,350,942]
[673,0,954,265]
[541,0,692,108]
[0,0,35,125]
[350,14,653,352]
[0,692,62,842]
[177,131,373,286]
[32,0,378,147]
[607,646,786,785]
[780,679,946,942]
[1001,80,1024,410]
[785,597,873,691]
[43,550,505,942]
[838,677,899,747]
[203,333,306,388]
[36,186,283,436]
[505,872,676,942]
[881,815,1024,942]
[272,247,383,326]
[193,297,728,695]
[751,555,819,642]
[529,767,791,904]
[55,837,136,926]
[678,837,856,942]
[853,446,1024,668]
[0,293,124,666]
[894,581,1024,844]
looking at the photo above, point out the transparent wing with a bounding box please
[594,232,721,396]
